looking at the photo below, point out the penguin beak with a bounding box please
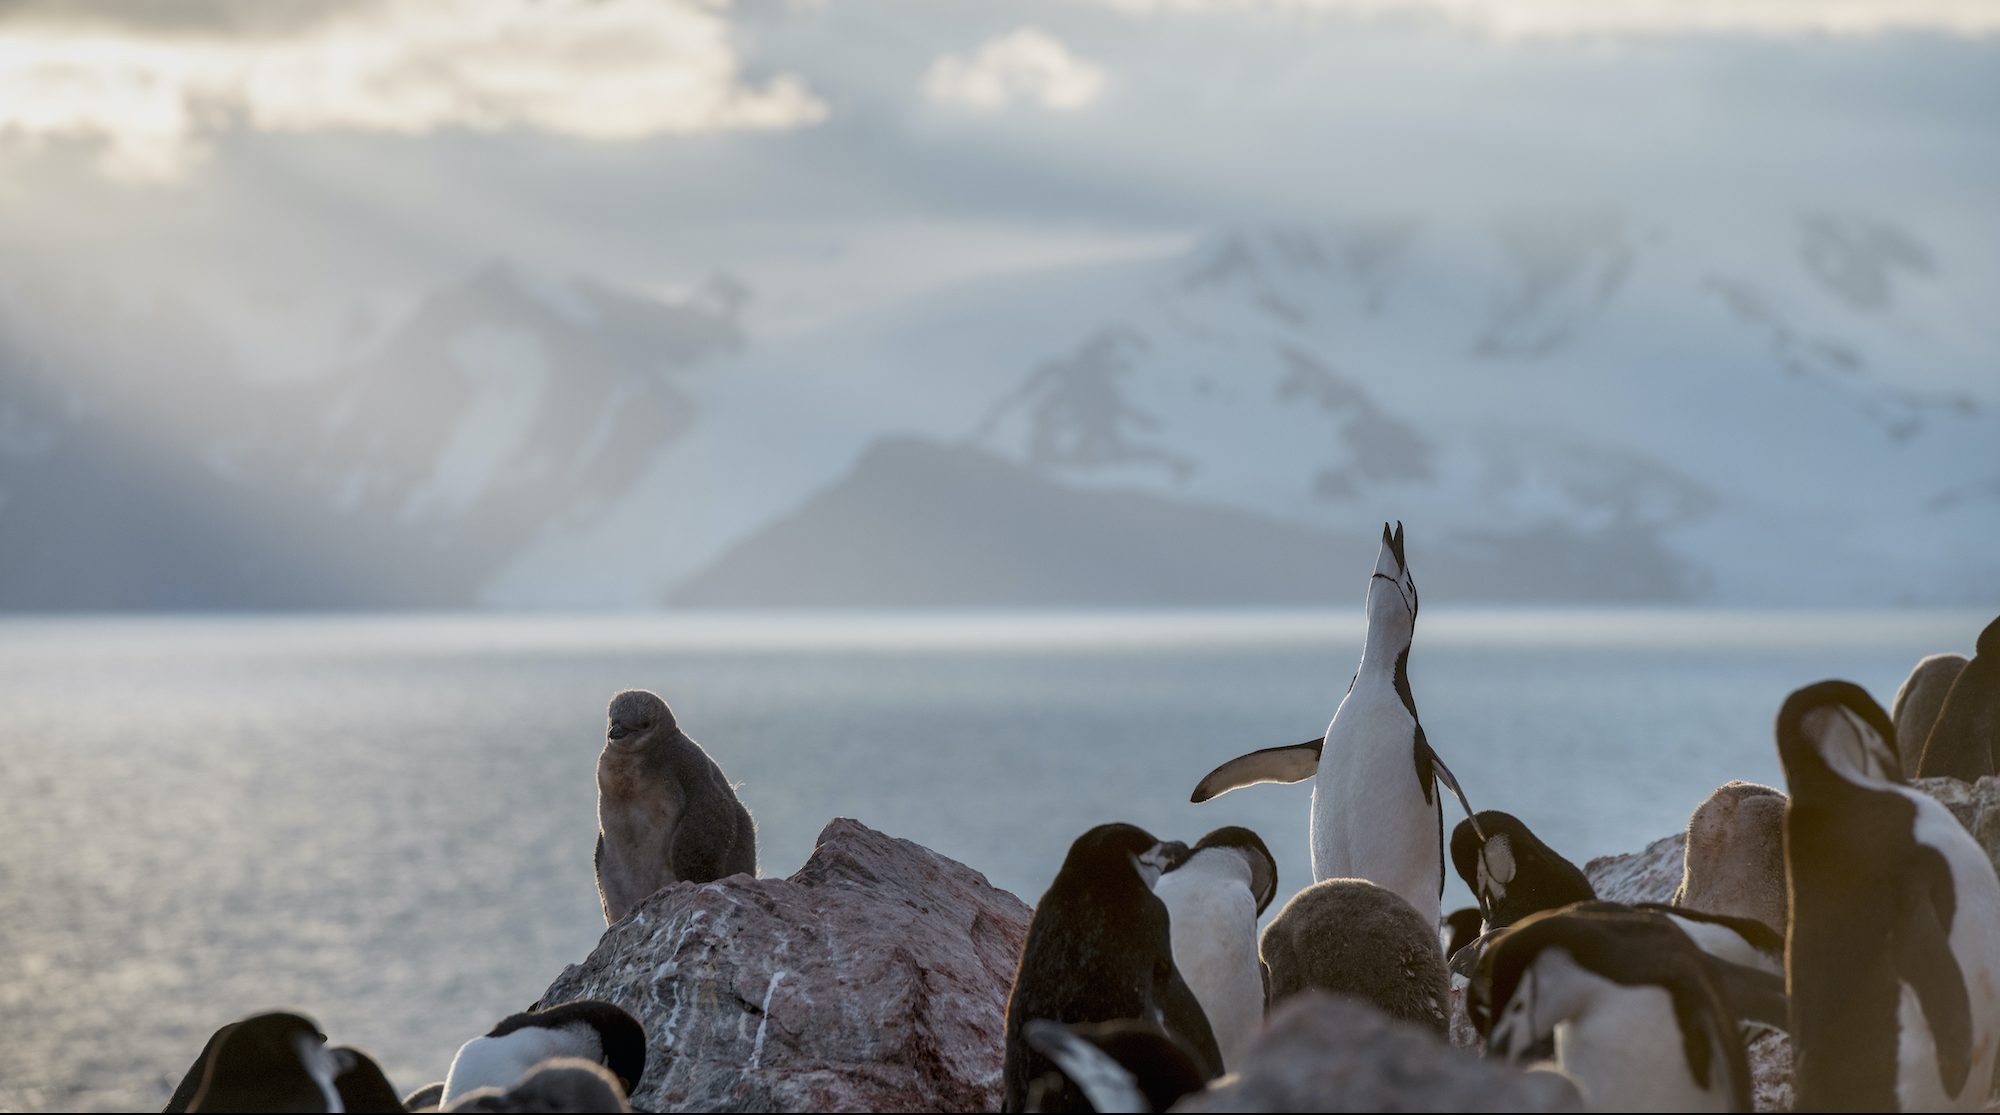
[607,722,631,740]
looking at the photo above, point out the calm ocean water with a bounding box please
[0,609,1984,1111]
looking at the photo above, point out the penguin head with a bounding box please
[605,690,676,749]
[1189,825,1279,913]
[1776,680,1898,790]
[489,1000,648,1097]
[1368,521,1418,625]
[1979,614,2000,659]
[1476,916,1607,1063]
[1062,822,1179,892]
[191,1011,342,1113]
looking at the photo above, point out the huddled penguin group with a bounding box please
[153,525,2000,1115]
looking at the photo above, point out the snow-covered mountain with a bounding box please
[2,211,1994,611]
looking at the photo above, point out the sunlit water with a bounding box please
[0,609,1983,1111]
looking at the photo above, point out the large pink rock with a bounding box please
[535,818,1032,1112]
[1583,832,1684,904]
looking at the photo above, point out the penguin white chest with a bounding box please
[1155,855,1264,1071]
[1311,689,1435,917]
[1555,981,1734,1113]
[1893,795,2000,1112]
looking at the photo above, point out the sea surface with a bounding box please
[0,609,1984,1111]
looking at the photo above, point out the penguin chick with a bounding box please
[1894,654,1967,781]
[594,689,756,925]
[1261,878,1448,1035]
[1672,782,1788,938]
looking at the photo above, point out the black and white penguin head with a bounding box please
[1063,823,1184,891]
[605,690,677,751]
[1367,521,1418,625]
[1187,826,1279,913]
[1776,680,1899,790]
[191,1011,344,1113]
[446,999,647,1105]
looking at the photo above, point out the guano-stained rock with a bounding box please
[535,818,1032,1113]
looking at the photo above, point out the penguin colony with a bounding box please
[151,526,2000,1114]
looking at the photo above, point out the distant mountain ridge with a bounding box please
[1,213,1994,611]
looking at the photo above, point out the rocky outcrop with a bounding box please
[1914,776,2000,865]
[1583,831,1684,904]
[1174,993,1582,1112]
[535,818,1032,1113]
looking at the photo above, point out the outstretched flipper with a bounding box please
[1426,748,1484,841]
[1190,738,1323,803]
[1896,855,1973,1098]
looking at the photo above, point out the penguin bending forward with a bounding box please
[1003,823,1222,1113]
[1450,810,1594,931]
[1780,680,2000,1112]
[595,688,756,925]
[1189,522,1479,928]
[1476,905,1751,1113]
[440,1000,646,1109]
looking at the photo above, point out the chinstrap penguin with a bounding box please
[1002,822,1222,1113]
[1475,904,1750,1113]
[1915,616,2000,783]
[1152,826,1277,1072]
[1190,522,1479,929]
[440,1000,646,1108]
[1260,877,1449,1034]
[595,688,757,925]
[1780,680,2000,1112]
[1021,1019,1208,1114]
[180,1012,348,1113]
[1450,810,1593,931]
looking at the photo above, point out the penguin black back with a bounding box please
[1003,823,1221,1113]
[1449,810,1594,929]
[185,1012,341,1113]
[1781,679,1986,1112]
[1476,904,1750,1112]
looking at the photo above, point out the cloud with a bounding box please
[0,0,829,181]
[1080,0,2000,38]
[924,27,1106,111]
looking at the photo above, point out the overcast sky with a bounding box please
[3,0,1997,331]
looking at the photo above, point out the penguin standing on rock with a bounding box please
[1476,904,1751,1113]
[1190,522,1480,930]
[1152,826,1278,1072]
[1004,823,1222,1113]
[595,688,756,925]
[1780,680,2000,1112]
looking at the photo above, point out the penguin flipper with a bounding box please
[1190,738,1322,803]
[1700,956,1789,1030]
[1022,1020,1147,1115]
[1424,746,1483,839]
[1895,860,1974,1098]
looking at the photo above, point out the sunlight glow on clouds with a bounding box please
[0,0,828,181]
[1085,0,2000,38]
[924,28,1107,111]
